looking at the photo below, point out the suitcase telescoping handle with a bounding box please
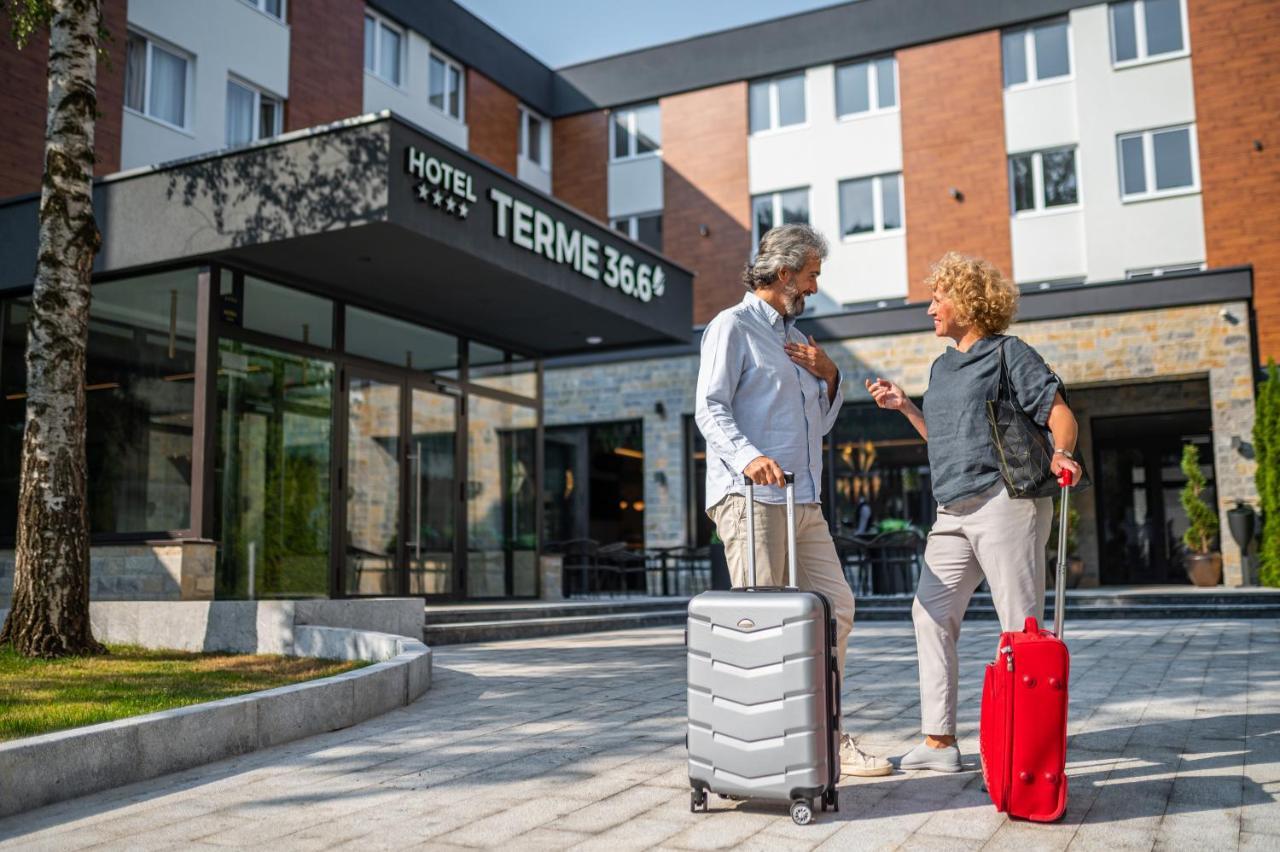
[1053,468,1074,639]
[742,471,797,588]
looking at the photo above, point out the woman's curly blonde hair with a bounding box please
[926,252,1019,335]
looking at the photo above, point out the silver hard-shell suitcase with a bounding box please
[687,473,841,826]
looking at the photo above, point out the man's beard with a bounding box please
[781,280,806,318]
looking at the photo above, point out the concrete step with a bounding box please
[855,601,1280,621]
[424,609,687,645]
[424,597,690,626]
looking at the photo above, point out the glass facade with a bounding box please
[467,396,537,597]
[544,420,645,548]
[0,270,198,537]
[216,340,333,598]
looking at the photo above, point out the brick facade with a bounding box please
[465,69,520,176]
[551,111,608,220]
[660,83,752,326]
[285,0,363,132]
[899,31,1012,300]
[0,0,126,198]
[1188,0,1280,362]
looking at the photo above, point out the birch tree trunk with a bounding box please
[0,0,105,657]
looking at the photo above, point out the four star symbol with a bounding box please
[416,183,472,220]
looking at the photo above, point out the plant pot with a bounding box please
[1186,552,1223,587]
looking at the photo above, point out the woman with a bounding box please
[865,252,1082,772]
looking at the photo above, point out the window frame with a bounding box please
[518,105,550,170]
[837,172,905,240]
[1110,0,1191,68]
[748,72,808,135]
[1124,262,1205,279]
[363,10,405,88]
[1008,146,1082,217]
[428,49,466,122]
[239,0,286,22]
[1116,124,1199,202]
[608,103,662,162]
[750,187,811,247]
[609,211,663,251]
[225,76,283,148]
[1002,17,1074,90]
[834,56,899,120]
[124,30,195,133]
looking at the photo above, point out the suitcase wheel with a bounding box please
[790,799,814,825]
[690,790,708,813]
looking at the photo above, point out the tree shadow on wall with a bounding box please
[160,122,390,253]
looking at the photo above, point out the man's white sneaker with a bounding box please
[839,734,893,777]
[899,741,963,772]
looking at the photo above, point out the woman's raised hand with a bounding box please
[864,377,906,410]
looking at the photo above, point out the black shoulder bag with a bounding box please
[986,340,1090,499]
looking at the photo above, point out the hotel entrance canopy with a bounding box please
[0,112,693,355]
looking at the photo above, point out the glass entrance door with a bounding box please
[408,386,459,595]
[343,373,402,595]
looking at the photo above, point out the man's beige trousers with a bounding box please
[709,495,855,681]
[913,483,1053,735]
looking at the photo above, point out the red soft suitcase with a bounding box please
[979,469,1074,823]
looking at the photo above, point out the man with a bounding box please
[694,223,891,778]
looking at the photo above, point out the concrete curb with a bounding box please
[0,626,431,818]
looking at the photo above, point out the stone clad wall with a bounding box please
[0,541,216,609]
[544,299,1258,583]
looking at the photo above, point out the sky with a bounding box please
[453,0,849,68]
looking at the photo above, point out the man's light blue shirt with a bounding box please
[695,293,843,508]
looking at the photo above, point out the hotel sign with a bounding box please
[405,146,665,303]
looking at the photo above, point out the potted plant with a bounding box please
[1180,443,1222,586]
[1046,499,1085,589]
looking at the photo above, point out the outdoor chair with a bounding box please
[596,542,647,597]
[545,538,600,598]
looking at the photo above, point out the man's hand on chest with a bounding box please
[784,334,838,386]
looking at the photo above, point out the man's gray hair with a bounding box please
[742,223,829,291]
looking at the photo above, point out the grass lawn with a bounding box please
[0,644,367,742]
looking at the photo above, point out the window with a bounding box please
[1117,125,1197,200]
[344,306,458,373]
[363,12,402,86]
[225,79,282,147]
[610,212,663,252]
[240,0,284,20]
[1008,147,1079,214]
[1111,0,1186,64]
[751,188,809,245]
[838,173,903,237]
[749,72,806,133]
[124,31,190,128]
[1002,19,1071,87]
[610,104,661,161]
[1125,263,1204,279]
[429,52,464,121]
[835,57,897,117]
[519,106,549,170]
[235,275,333,347]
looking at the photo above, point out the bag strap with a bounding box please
[995,338,1015,404]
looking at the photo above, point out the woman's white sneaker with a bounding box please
[839,734,893,777]
[899,741,963,772]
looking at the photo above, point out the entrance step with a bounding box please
[852,590,1280,622]
[423,597,689,645]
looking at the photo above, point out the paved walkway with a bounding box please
[1,619,1277,851]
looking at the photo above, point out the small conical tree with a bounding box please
[1180,443,1219,555]
[1256,361,1280,587]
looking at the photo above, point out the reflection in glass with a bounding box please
[467,397,536,597]
[1120,135,1146,195]
[829,402,933,537]
[613,112,630,158]
[345,306,457,373]
[345,377,400,595]
[1034,21,1071,79]
[409,388,456,595]
[752,195,773,242]
[216,341,332,598]
[1153,128,1193,190]
[1002,30,1027,86]
[1144,0,1184,56]
[835,62,870,116]
[1042,148,1078,207]
[839,177,875,236]
[243,276,333,347]
[544,420,644,547]
[875,58,896,108]
[470,343,536,397]
[780,188,809,225]
[749,80,770,133]
[881,175,903,230]
[1010,154,1035,212]
[776,74,805,127]
[635,105,661,154]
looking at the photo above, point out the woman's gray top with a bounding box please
[921,334,1062,505]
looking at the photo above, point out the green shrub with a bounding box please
[1256,361,1280,587]
[1180,443,1219,555]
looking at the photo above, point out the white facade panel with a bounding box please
[748,65,907,306]
[517,157,552,194]
[362,29,468,151]
[1004,80,1078,153]
[607,156,663,218]
[122,0,290,170]
[1011,210,1088,283]
[1070,3,1204,281]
